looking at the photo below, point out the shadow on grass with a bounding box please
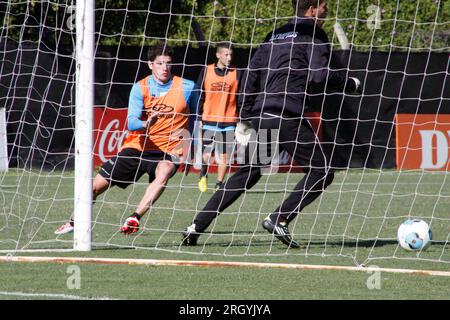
[304,239,399,248]
[245,190,289,194]
[96,227,446,252]
[180,239,399,249]
[129,236,399,250]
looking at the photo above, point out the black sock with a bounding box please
[200,165,208,177]
[130,212,141,221]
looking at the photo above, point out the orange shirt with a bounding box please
[121,76,189,157]
[201,64,238,124]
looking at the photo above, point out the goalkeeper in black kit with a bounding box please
[182,0,362,248]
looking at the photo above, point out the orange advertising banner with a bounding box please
[396,114,450,171]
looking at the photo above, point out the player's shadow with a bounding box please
[110,230,399,250]
[190,239,399,249]
[206,231,399,248]
[304,239,399,248]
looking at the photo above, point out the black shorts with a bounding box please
[99,148,180,189]
[202,129,235,155]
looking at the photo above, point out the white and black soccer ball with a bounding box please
[397,219,432,251]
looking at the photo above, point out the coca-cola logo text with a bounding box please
[98,119,128,163]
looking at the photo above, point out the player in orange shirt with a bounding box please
[55,44,197,235]
[197,43,241,192]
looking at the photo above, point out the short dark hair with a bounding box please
[216,42,233,52]
[292,0,324,15]
[147,44,174,61]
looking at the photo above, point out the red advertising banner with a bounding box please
[396,114,450,171]
[93,107,128,168]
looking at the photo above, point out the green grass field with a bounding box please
[1,168,450,300]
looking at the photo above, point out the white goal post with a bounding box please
[0,107,8,172]
[74,0,94,251]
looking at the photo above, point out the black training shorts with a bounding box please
[99,148,179,189]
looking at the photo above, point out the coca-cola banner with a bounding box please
[94,107,128,167]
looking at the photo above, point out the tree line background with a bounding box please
[1,0,449,51]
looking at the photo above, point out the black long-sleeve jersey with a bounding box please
[238,17,354,119]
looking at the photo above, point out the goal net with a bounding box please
[0,0,449,271]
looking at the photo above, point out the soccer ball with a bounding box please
[397,219,432,251]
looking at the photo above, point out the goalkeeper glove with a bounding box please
[345,77,362,94]
[235,121,252,146]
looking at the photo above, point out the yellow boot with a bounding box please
[198,176,208,192]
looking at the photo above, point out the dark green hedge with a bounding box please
[1,0,448,51]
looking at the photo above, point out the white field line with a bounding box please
[1,255,450,277]
[0,291,118,300]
